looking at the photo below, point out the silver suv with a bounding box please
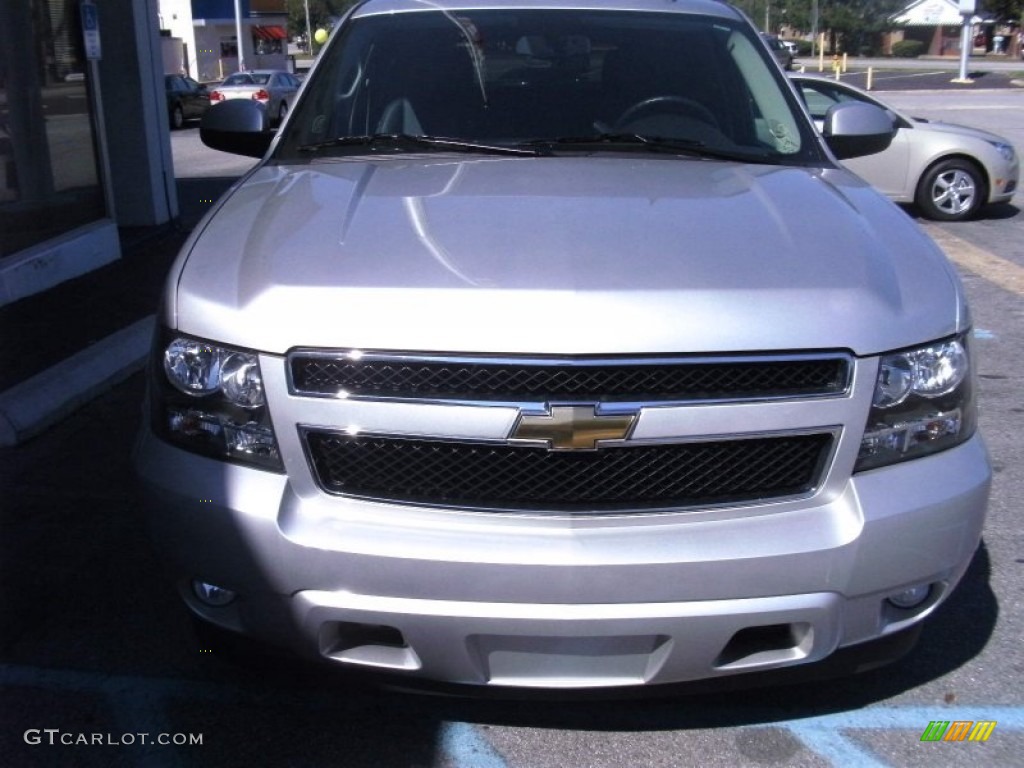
[134,0,990,690]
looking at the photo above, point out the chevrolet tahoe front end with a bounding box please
[133,0,990,689]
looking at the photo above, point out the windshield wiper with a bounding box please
[521,133,681,149]
[297,132,778,163]
[297,133,541,156]
[518,134,778,163]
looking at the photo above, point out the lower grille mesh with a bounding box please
[303,431,832,513]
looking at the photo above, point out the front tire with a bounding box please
[170,103,185,130]
[915,158,985,221]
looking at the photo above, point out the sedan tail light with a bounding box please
[209,90,224,102]
[252,89,270,102]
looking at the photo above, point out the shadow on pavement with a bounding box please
[175,176,244,230]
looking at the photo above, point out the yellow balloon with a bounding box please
[314,28,328,45]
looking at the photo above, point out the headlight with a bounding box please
[987,140,1015,164]
[163,338,223,395]
[152,332,282,470]
[856,334,976,472]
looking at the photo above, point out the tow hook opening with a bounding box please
[715,622,812,668]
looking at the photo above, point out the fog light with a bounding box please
[192,580,237,607]
[887,584,931,609]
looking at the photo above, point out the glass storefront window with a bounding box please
[220,37,239,58]
[0,0,106,258]
[254,36,283,56]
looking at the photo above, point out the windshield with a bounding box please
[276,8,818,163]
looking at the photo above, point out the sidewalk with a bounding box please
[0,176,239,447]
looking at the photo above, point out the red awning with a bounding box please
[253,25,287,40]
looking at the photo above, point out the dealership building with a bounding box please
[0,0,285,307]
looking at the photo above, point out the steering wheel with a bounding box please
[616,96,720,131]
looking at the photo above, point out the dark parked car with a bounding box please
[762,34,794,70]
[166,74,210,130]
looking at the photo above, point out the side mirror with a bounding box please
[822,102,896,160]
[200,100,274,158]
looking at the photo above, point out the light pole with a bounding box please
[234,0,246,72]
[304,0,313,55]
[953,0,975,82]
[811,0,819,57]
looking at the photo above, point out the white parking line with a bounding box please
[867,71,950,81]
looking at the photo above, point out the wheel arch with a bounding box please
[918,153,991,203]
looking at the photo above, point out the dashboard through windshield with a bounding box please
[275,8,819,164]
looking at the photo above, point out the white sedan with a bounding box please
[209,70,301,125]
[792,74,1019,221]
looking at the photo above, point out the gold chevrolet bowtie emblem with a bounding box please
[510,405,637,451]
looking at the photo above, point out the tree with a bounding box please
[739,0,910,53]
[285,0,358,50]
[984,0,1023,22]
[821,0,911,55]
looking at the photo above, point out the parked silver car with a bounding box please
[135,0,990,691]
[209,69,301,125]
[792,73,1019,220]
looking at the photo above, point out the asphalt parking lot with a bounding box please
[791,57,1024,91]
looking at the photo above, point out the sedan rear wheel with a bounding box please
[915,158,985,222]
[277,102,288,124]
[170,103,185,130]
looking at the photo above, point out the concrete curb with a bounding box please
[0,315,155,447]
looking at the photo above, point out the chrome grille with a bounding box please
[302,430,834,513]
[288,352,850,402]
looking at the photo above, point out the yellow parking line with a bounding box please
[922,224,1024,298]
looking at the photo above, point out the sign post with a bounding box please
[80,0,116,221]
[953,0,975,83]
[80,0,101,59]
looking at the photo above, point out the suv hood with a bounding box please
[172,156,965,356]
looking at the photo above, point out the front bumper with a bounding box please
[134,429,989,688]
[991,154,1020,204]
